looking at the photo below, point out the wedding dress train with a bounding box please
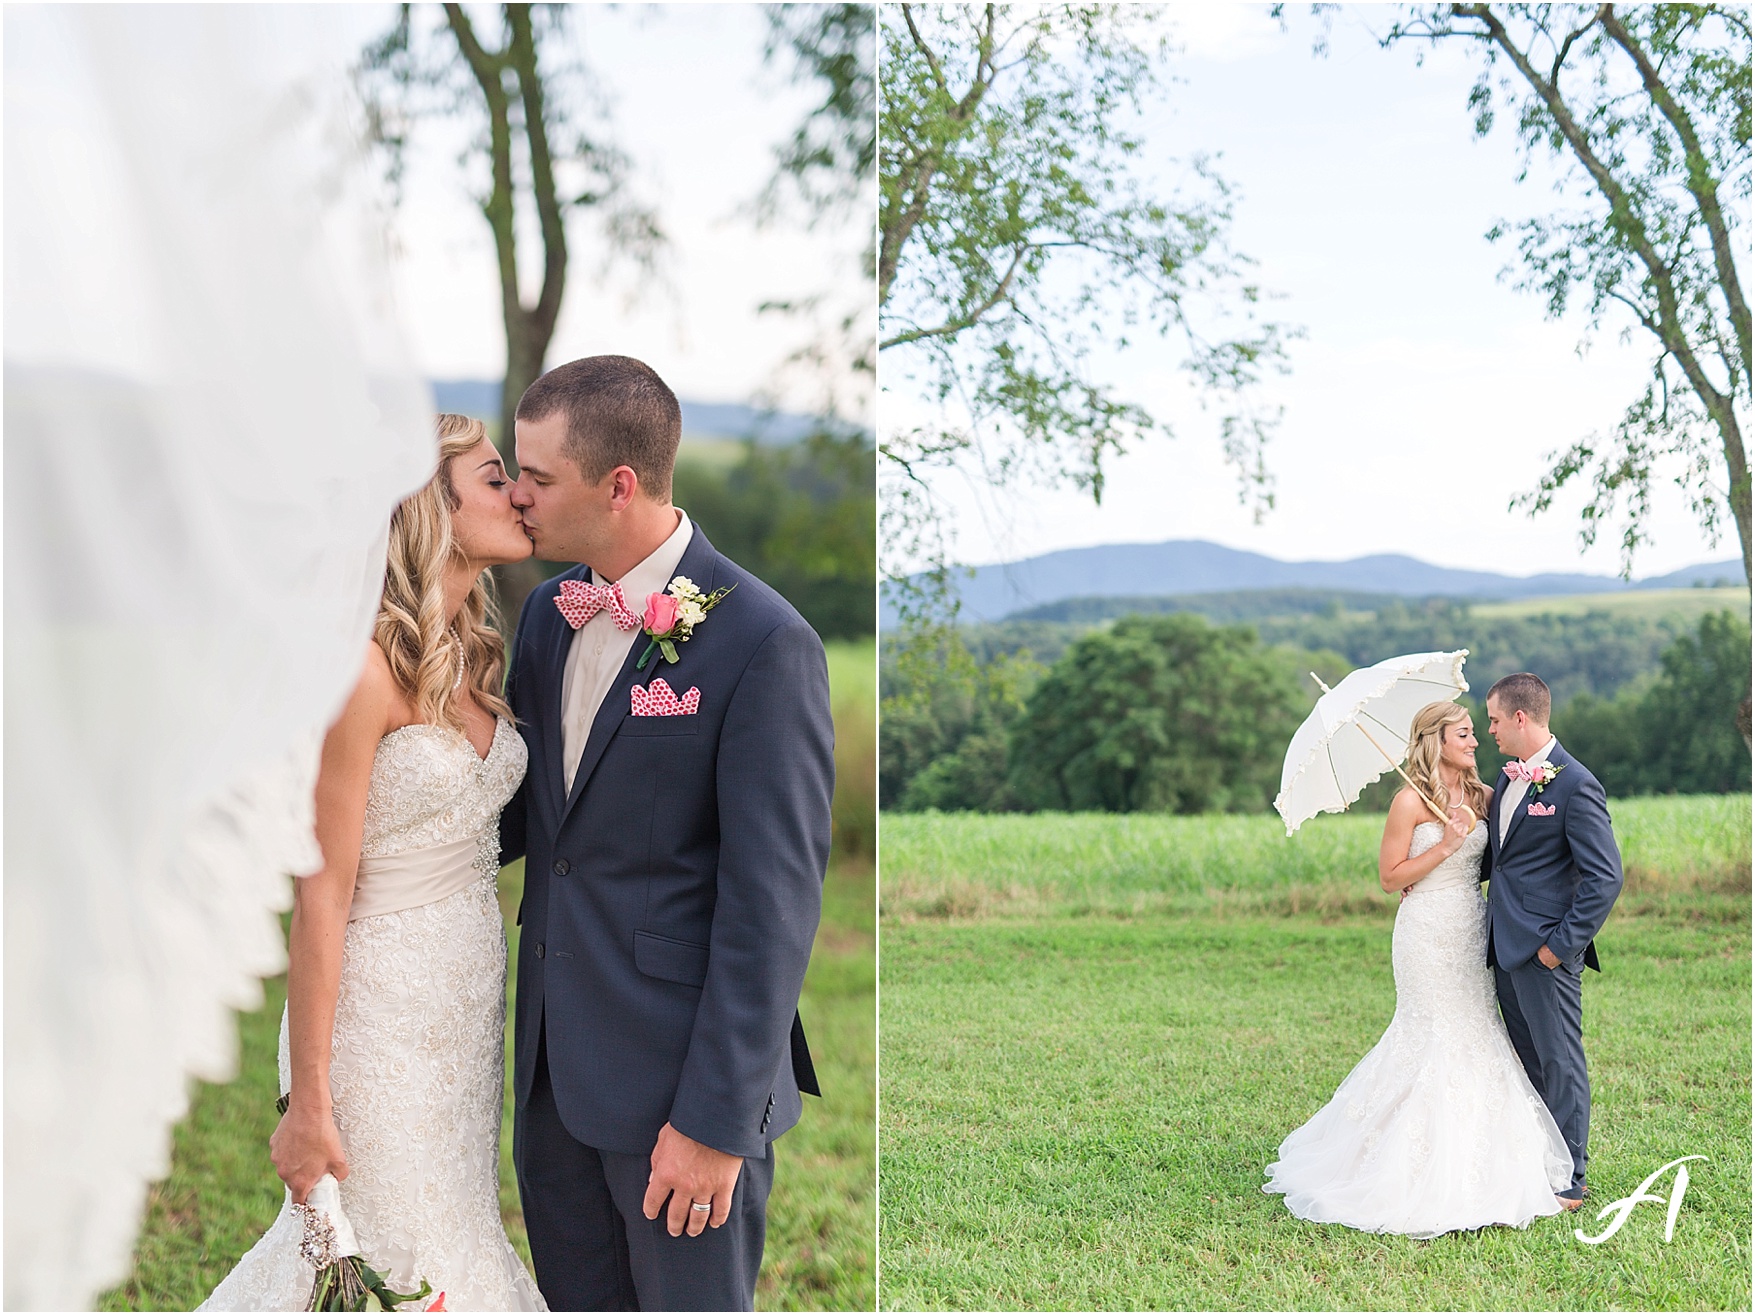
[1263,821,1573,1238]
[202,719,546,1311]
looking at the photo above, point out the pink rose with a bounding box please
[643,591,680,635]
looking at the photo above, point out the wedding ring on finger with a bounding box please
[689,1200,712,1213]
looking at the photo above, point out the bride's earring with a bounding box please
[449,626,465,692]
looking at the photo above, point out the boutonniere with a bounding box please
[1507,760,1564,794]
[636,575,734,670]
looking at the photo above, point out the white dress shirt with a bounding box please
[1498,734,1557,845]
[560,509,694,794]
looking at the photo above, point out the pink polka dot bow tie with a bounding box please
[1504,760,1539,782]
[555,579,640,631]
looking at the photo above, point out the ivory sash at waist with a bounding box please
[349,835,483,921]
[1407,867,1481,896]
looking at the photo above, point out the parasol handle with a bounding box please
[1309,673,1477,830]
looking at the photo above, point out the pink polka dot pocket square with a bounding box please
[630,678,700,717]
[1526,801,1556,816]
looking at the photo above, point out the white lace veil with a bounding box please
[4,8,436,1307]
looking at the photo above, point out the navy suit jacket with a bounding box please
[499,526,834,1159]
[1484,741,1623,973]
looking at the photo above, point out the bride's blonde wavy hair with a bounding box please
[1404,701,1490,821]
[375,414,514,732]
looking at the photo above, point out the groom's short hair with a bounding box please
[1488,672,1551,724]
[516,355,682,500]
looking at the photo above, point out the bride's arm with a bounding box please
[270,644,395,1203]
[1377,788,1472,893]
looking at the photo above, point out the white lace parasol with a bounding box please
[1274,650,1472,836]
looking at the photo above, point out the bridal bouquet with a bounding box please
[291,1175,439,1311]
[277,1097,441,1311]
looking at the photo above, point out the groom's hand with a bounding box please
[1537,944,1562,970]
[644,1122,743,1238]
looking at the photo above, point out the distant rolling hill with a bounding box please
[883,538,1745,625]
[430,378,830,444]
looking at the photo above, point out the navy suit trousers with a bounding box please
[1494,955,1589,1198]
[514,1024,773,1312]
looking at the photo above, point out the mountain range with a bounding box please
[884,538,1745,625]
[430,378,826,444]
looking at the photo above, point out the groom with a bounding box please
[499,355,834,1310]
[1483,671,1623,1211]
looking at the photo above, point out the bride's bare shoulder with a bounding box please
[1387,786,1425,821]
[342,640,408,735]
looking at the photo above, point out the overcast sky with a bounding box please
[324,3,872,420]
[884,4,1739,580]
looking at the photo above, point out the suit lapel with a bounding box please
[1489,771,1506,861]
[559,530,722,824]
[1501,776,1530,853]
[1500,740,1566,855]
[544,565,592,816]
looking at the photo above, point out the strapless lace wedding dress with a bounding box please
[1263,821,1573,1237]
[202,718,546,1311]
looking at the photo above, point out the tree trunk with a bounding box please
[499,319,550,464]
[490,316,562,641]
[440,3,571,638]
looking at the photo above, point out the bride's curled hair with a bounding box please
[376,414,514,731]
[1403,701,1490,822]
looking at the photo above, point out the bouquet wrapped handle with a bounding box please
[295,1175,360,1264]
[279,1110,435,1311]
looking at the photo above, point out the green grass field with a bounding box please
[1467,586,1748,622]
[882,795,1750,921]
[879,796,1751,1311]
[100,641,876,1312]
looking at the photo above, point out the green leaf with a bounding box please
[660,639,680,664]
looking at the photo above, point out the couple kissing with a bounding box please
[202,355,834,1312]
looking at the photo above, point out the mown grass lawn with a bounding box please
[878,797,1750,1312]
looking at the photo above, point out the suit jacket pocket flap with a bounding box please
[634,929,710,987]
[618,715,700,738]
[1523,890,1570,916]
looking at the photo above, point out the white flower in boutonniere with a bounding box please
[636,575,734,670]
[1507,760,1565,794]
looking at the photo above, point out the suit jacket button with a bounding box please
[535,942,545,959]
[552,858,570,876]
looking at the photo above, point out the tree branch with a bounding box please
[900,4,948,93]
[506,5,567,338]
[1600,4,1752,381]
[1454,5,1726,415]
[880,244,1026,349]
[443,4,521,329]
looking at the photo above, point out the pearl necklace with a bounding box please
[449,626,465,691]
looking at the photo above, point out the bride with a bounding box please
[1263,701,1573,1238]
[203,416,546,1310]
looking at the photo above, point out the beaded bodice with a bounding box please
[1407,820,1487,895]
[359,717,527,880]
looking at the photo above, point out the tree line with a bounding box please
[881,606,1750,814]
